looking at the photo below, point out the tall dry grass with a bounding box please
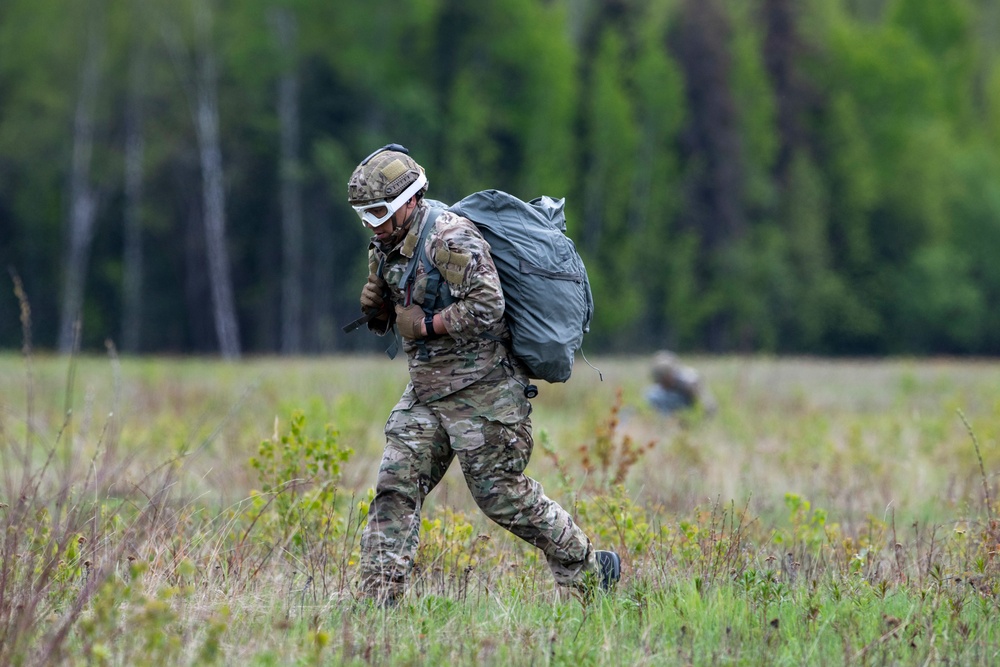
[1,290,999,666]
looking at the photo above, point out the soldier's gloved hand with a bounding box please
[360,274,389,319]
[394,303,426,339]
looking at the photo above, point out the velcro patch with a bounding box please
[433,246,471,285]
[380,159,407,182]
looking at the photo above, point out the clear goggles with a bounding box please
[353,172,427,228]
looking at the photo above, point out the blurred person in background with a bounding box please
[645,350,717,417]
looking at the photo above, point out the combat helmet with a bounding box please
[348,143,428,227]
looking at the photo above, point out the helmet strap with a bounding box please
[381,197,418,247]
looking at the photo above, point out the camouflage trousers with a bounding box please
[359,361,596,602]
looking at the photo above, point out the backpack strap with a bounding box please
[400,206,448,361]
[398,207,444,295]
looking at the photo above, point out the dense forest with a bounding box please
[1,0,999,357]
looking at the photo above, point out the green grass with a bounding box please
[1,353,999,665]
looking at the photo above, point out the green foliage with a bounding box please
[576,486,658,559]
[3,355,1000,663]
[891,0,972,58]
[892,244,985,352]
[579,28,644,340]
[3,0,1000,355]
[724,0,778,211]
[775,493,835,550]
[248,410,354,553]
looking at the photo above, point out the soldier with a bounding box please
[348,144,620,605]
[645,350,717,417]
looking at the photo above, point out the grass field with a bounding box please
[1,352,999,665]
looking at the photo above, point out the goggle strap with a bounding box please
[355,172,427,227]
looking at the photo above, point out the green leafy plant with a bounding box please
[247,410,356,591]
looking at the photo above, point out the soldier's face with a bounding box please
[372,198,416,244]
[370,211,396,242]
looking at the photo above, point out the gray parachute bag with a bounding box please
[447,190,593,383]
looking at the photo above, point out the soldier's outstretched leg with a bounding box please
[436,363,599,588]
[456,423,598,586]
[359,387,454,604]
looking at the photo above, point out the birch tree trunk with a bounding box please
[192,0,241,358]
[271,7,304,354]
[57,14,102,353]
[122,37,146,354]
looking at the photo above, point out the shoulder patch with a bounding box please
[432,245,472,285]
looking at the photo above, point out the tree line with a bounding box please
[2,0,999,357]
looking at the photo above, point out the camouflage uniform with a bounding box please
[359,201,597,601]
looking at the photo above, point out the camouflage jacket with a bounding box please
[368,201,510,403]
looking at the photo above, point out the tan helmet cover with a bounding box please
[347,150,427,205]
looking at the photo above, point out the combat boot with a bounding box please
[595,550,621,591]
